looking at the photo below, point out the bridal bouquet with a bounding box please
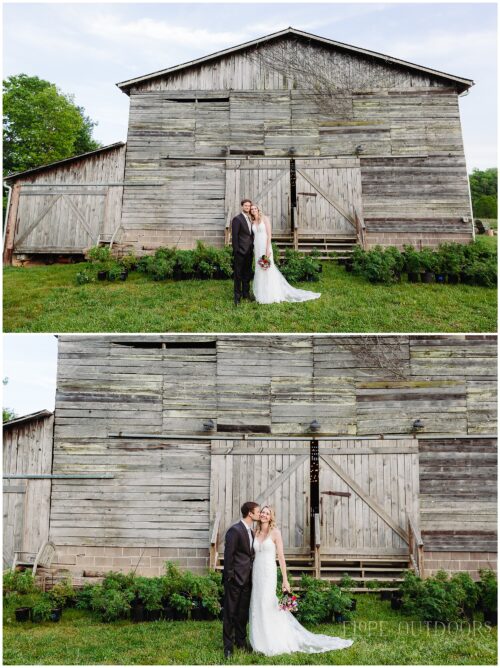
[278,592,299,613]
[258,254,271,269]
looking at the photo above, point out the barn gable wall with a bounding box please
[118,37,472,253]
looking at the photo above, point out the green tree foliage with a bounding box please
[469,168,497,218]
[3,74,100,176]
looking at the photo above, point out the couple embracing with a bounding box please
[222,501,353,658]
[231,200,321,305]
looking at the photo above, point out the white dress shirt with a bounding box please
[243,213,252,234]
[240,519,253,549]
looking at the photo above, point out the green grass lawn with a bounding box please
[4,261,497,333]
[3,595,496,665]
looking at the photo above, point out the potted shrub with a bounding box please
[32,594,59,623]
[296,574,331,624]
[339,574,357,611]
[403,245,421,283]
[215,246,234,280]
[198,575,222,620]
[170,592,193,621]
[419,249,439,283]
[477,569,497,625]
[384,246,405,281]
[438,243,463,284]
[90,585,134,622]
[327,585,354,623]
[174,250,196,280]
[119,253,138,273]
[49,579,76,609]
[107,262,124,282]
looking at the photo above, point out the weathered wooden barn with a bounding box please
[3,411,54,569]
[4,335,496,587]
[4,28,475,264]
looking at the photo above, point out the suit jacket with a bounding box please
[231,213,254,257]
[223,520,255,587]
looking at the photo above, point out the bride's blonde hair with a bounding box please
[256,505,277,533]
[249,204,263,222]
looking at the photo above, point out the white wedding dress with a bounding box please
[252,221,321,304]
[248,536,354,657]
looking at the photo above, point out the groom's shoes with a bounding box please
[235,642,253,653]
[242,294,256,302]
[224,648,232,660]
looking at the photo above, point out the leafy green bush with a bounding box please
[437,243,465,275]
[3,570,36,596]
[32,594,54,622]
[280,249,322,283]
[477,569,497,613]
[48,579,76,608]
[174,250,196,278]
[75,584,95,611]
[87,246,112,263]
[90,585,134,622]
[101,571,136,592]
[134,577,163,612]
[400,569,482,624]
[107,262,124,281]
[296,574,353,624]
[75,269,94,285]
[402,245,422,274]
[119,253,138,272]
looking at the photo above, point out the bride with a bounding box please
[249,205,321,304]
[248,506,354,657]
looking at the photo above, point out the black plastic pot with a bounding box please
[191,607,204,621]
[422,271,435,284]
[380,590,392,601]
[131,602,146,623]
[173,609,189,621]
[146,609,162,622]
[407,272,419,283]
[345,262,354,273]
[119,271,128,281]
[15,607,32,622]
[334,612,347,623]
[391,596,402,610]
[162,605,175,621]
[50,607,62,622]
[484,609,497,626]
[97,271,108,281]
[448,273,459,284]
[348,598,357,611]
[435,273,446,284]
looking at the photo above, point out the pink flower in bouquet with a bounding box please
[258,254,271,269]
[278,592,299,613]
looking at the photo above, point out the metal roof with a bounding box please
[3,410,53,429]
[116,26,474,94]
[4,142,126,183]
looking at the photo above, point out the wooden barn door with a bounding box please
[13,186,110,252]
[225,160,291,235]
[319,439,419,556]
[295,159,363,236]
[210,439,310,553]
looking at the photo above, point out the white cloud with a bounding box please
[86,15,247,50]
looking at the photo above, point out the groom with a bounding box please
[222,501,260,659]
[231,199,255,306]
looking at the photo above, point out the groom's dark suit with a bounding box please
[231,212,254,302]
[222,520,255,653]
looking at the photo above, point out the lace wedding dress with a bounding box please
[252,221,321,304]
[248,536,354,657]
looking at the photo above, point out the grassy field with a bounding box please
[3,260,497,333]
[3,595,497,665]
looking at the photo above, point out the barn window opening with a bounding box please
[229,149,265,156]
[310,439,319,550]
[217,424,271,434]
[112,341,216,349]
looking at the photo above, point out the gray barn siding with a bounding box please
[118,37,473,252]
[3,414,54,567]
[4,144,126,262]
[50,335,496,559]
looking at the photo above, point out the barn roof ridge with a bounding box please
[4,141,126,183]
[3,410,53,429]
[116,26,474,94]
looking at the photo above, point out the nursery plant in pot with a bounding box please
[438,243,463,284]
[170,592,192,621]
[419,249,439,283]
[403,245,421,283]
[135,577,163,622]
[477,569,497,625]
[48,579,76,610]
[339,574,357,611]
[174,250,196,280]
[32,594,59,623]
[327,585,353,623]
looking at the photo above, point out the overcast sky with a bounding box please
[3,2,497,170]
[3,335,58,417]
